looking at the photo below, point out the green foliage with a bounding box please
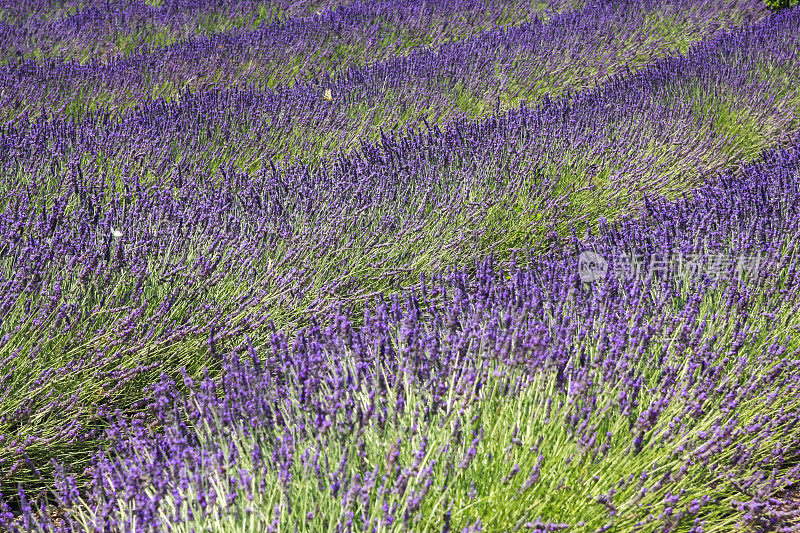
[763,0,799,10]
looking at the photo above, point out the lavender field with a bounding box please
[1,0,800,531]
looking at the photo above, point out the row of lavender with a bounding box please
[0,0,329,23]
[1,0,793,215]
[1,4,798,499]
[0,0,343,61]
[0,0,585,121]
[5,127,800,531]
[0,0,773,168]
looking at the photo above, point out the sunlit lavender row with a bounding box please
[0,0,334,24]
[6,131,800,532]
[0,0,346,62]
[1,6,799,502]
[0,0,588,121]
[1,0,775,167]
